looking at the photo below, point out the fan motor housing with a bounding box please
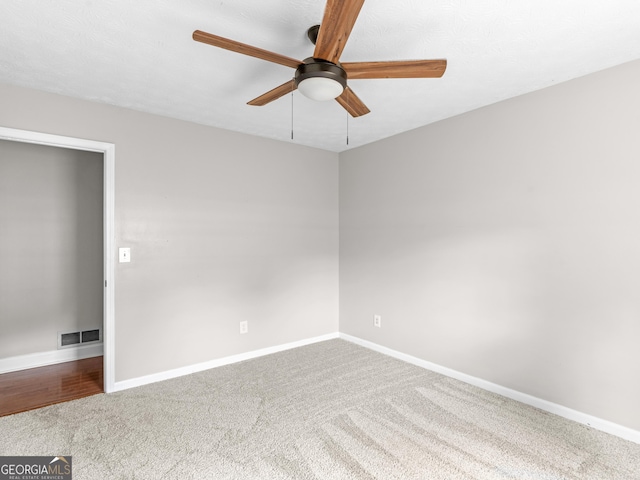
[294,58,347,90]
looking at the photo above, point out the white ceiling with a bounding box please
[1,1,639,152]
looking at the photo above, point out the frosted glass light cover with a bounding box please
[297,77,344,101]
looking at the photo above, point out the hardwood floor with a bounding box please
[0,356,104,417]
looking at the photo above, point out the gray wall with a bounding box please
[0,83,339,382]
[0,140,103,357]
[340,59,640,431]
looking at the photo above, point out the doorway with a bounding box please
[0,127,114,395]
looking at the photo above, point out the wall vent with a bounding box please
[58,328,102,349]
[60,331,81,347]
[82,329,100,343]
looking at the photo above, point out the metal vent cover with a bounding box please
[58,328,102,349]
[60,331,81,347]
[82,329,100,343]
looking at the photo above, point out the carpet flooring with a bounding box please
[1,339,639,479]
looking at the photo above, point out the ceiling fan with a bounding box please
[193,0,447,117]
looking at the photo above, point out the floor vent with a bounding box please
[58,328,102,349]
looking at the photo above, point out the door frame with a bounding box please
[0,126,115,393]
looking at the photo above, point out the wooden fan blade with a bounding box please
[314,0,365,63]
[335,86,370,117]
[247,79,297,106]
[193,30,301,69]
[342,59,447,79]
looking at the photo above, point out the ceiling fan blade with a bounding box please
[193,30,301,69]
[342,59,447,79]
[314,0,365,63]
[247,79,297,106]
[335,86,370,117]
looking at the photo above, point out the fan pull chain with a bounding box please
[290,83,295,140]
[346,89,350,145]
[346,111,349,145]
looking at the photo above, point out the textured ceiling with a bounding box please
[1,0,639,152]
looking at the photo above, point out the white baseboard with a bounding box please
[113,332,340,392]
[339,333,640,445]
[0,343,103,374]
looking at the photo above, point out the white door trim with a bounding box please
[0,126,116,393]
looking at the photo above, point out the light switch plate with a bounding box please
[119,247,131,263]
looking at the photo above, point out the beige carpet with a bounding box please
[1,339,639,479]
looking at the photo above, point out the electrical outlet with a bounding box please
[373,315,381,328]
[239,321,248,334]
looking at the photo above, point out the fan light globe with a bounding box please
[297,77,344,101]
[294,59,347,102]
